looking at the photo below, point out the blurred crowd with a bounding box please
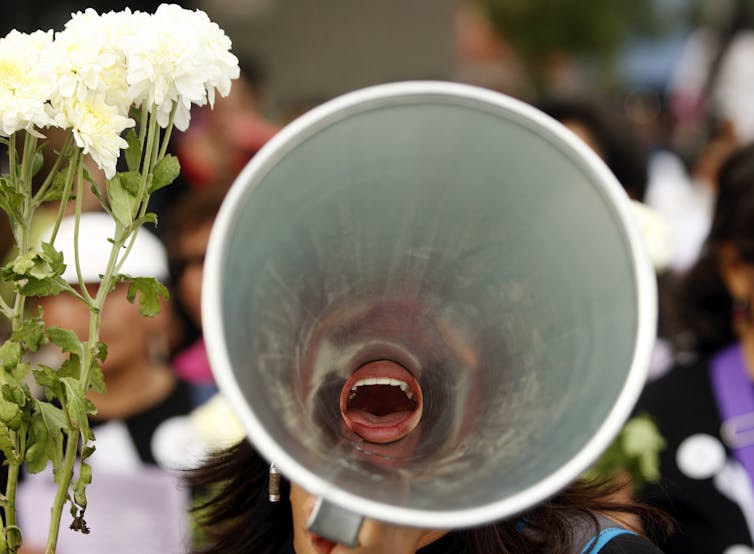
[3,0,754,552]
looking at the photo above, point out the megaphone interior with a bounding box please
[202,81,656,545]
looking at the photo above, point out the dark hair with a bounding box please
[188,440,670,554]
[538,96,649,201]
[674,142,754,354]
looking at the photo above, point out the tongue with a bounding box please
[340,360,423,444]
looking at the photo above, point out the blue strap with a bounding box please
[580,527,636,553]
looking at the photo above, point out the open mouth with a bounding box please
[339,360,423,444]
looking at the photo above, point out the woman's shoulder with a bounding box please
[598,532,664,553]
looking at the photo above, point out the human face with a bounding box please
[175,220,213,327]
[289,483,447,554]
[38,282,156,374]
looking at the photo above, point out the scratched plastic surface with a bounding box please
[205,84,652,522]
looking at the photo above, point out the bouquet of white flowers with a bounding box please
[0,5,238,552]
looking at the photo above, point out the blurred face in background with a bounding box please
[174,219,214,329]
[38,282,163,375]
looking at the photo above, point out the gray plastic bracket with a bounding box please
[307,497,365,548]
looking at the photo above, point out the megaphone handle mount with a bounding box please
[307,497,365,548]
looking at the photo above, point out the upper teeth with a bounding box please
[349,378,414,400]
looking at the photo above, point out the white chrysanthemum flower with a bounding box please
[51,8,137,115]
[124,3,239,131]
[0,29,57,136]
[57,94,135,178]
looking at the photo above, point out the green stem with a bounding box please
[32,132,74,208]
[156,102,177,160]
[135,107,158,210]
[4,427,25,552]
[47,151,78,246]
[3,132,37,553]
[71,155,94,305]
[8,134,17,191]
[45,429,79,554]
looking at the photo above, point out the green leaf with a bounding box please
[0,395,21,430]
[73,461,92,508]
[8,252,35,276]
[81,164,97,188]
[57,354,82,380]
[47,327,83,356]
[88,361,105,394]
[0,340,21,372]
[81,444,95,460]
[61,377,93,441]
[2,383,26,408]
[0,179,24,221]
[0,425,17,465]
[40,242,66,276]
[31,150,44,177]
[119,171,142,195]
[94,341,108,362]
[106,173,139,226]
[150,155,180,193]
[11,315,47,352]
[124,275,169,317]
[124,128,142,172]
[19,276,66,296]
[132,212,158,230]
[32,366,64,402]
[25,400,66,474]
[90,181,110,213]
[42,170,69,202]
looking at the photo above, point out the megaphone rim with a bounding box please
[202,80,657,529]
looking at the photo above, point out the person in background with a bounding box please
[17,212,197,554]
[187,439,670,554]
[164,188,227,404]
[634,142,754,552]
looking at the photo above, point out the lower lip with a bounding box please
[339,360,423,444]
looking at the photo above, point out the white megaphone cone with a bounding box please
[202,81,656,546]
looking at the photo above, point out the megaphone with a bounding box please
[202,81,656,546]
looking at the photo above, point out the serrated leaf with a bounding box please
[124,128,141,172]
[124,275,169,317]
[47,327,82,356]
[61,377,93,441]
[0,340,21,372]
[11,315,47,352]
[88,361,105,394]
[19,276,66,297]
[57,354,81,380]
[0,425,17,465]
[26,401,66,474]
[150,155,180,193]
[40,242,66,276]
[32,366,64,402]
[8,252,35,276]
[2,384,26,407]
[0,180,24,221]
[0,395,20,428]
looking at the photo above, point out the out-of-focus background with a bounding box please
[0,0,731,118]
[5,2,754,552]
